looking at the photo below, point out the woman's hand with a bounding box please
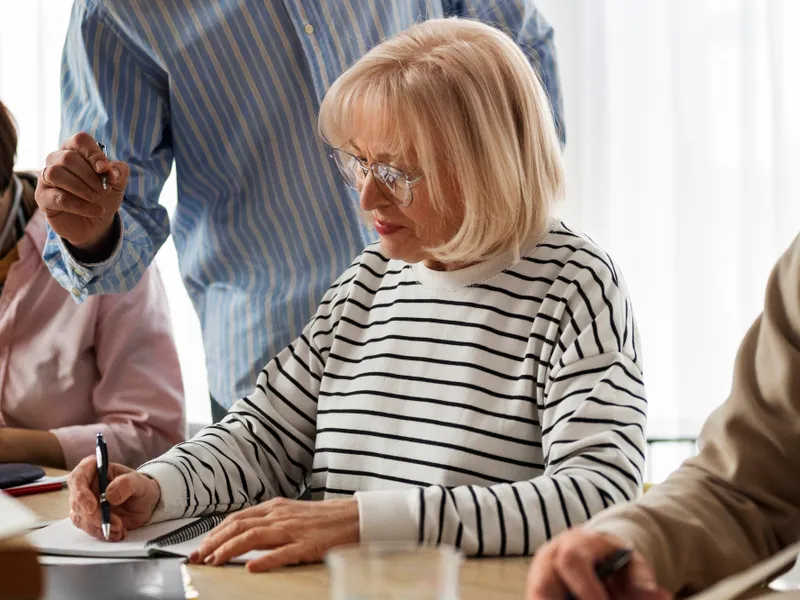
[189,497,360,572]
[67,455,161,542]
[36,132,129,256]
[526,528,671,600]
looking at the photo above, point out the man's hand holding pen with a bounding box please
[35,132,129,263]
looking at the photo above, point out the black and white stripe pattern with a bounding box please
[140,221,646,556]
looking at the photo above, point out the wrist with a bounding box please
[342,498,361,544]
[143,474,162,502]
[64,213,121,263]
[137,461,189,523]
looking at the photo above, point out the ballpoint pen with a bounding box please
[565,548,633,600]
[95,432,111,541]
[97,143,108,190]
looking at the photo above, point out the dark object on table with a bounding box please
[0,464,45,490]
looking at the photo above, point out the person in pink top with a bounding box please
[0,101,185,470]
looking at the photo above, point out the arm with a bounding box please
[43,0,172,300]
[447,0,565,144]
[48,265,185,470]
[137,265,357,522]
[588,235,800,595]
[357,259,646,555]
[0,429,65,468]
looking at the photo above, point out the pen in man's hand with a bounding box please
[95,433,111,540]
[565,548,633,600]
[97,143,108,190]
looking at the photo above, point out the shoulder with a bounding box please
[514,220,623,294]
[509,221,636,343]
[517,222,641,366]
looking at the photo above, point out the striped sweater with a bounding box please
[140,221,647,556]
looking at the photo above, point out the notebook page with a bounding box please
[28,518,198,559]
[158,532,272,565]
[0,491,40,539]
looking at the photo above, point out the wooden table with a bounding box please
[21,469,531,599]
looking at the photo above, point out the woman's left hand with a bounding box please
[188,497,360,572]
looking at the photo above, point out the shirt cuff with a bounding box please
[48,427,93,471]
[585,505,653,560]
[355,489,420,543]
[57,213,124,300]
[138,461,189,524]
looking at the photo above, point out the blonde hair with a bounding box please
[318,17,564,264]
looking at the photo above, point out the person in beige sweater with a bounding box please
[526,234,800,600]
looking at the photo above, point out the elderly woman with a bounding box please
[66,18,646,571]
[0,100,184,470]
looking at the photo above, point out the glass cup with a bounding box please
[326,543,462,600]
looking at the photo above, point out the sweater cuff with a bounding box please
[138,461,189,524]
[356,489,419,543]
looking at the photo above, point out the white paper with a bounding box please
[687,541,800,600]
[26,519,61,531]
[771,556,800,590]
[27,517,198,558]
[27,517,271,565]
[164,533,271,564]
[38,555,149,565]
[0,491,41,540]
[5,474,69,492]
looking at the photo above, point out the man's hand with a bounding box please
[67,456,161,542]
[526,528,671,600]
[188,497,360,572]
[36,132,129,255]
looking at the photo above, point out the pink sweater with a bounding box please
[0,210,185,469]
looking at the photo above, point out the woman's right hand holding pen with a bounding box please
[35,132,129,262]
[67,455,160,542]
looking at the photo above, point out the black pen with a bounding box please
[95,433,111,541]
[97,143,108,190]
[565,548,633,600]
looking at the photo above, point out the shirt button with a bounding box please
[304,23,314,35]
[74,268,85,278]
[71,287,81,297]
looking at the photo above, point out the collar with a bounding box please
[14,174,46,257]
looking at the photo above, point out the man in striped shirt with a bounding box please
[65,19,644,571]
[35,0,564,422]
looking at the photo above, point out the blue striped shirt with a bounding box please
[46,0,564,408]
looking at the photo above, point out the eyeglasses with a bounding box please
[329,147,424,207]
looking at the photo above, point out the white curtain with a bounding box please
[538,0,800,440]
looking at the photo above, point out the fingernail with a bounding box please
[111,167,120,179]
[640,581,659,591]
[95,206,106,217]
[204,554,216,565]
[96,160,109,172]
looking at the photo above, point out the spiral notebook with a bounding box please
[27,514,270,564]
